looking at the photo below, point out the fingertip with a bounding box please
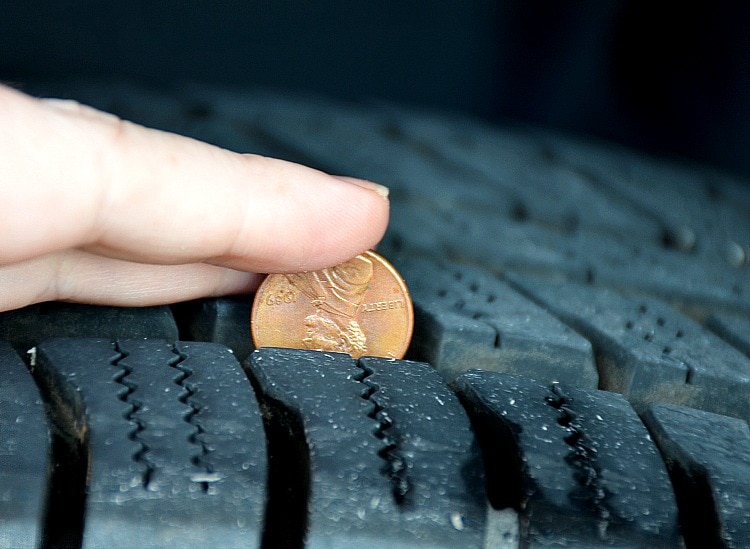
[300,173,391,271]
[220,160,391,273]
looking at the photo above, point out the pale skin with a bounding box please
[0,84,390,312]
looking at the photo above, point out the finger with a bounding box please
[0,249,261,312]
[0,85,389,273]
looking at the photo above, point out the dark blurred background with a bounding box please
[2,1,749,179]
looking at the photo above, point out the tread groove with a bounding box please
[30,342,92,549]
[169,344,215,493]
[112,341,155,489]
[355,361,412,505]
[245,373,309,549]
[546,384,611,540]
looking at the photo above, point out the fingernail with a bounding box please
[335,176,390,199]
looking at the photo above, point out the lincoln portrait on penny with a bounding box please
[285,254,373,356]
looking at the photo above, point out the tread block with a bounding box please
[32,338,266,549]
[398,258,597,386]
[246,347,486,548]
[546,136,750,265]
[386,107,663,244]
[509,276,750,421]
[0,342,48,548]
[453,369,681,548]
[568,232,750,317]
[399,212,750,316]
[442,223,748,318]
[0,302,178,355]
[171,297,254,361]
[642,404,750,548]
[214,94,507,206]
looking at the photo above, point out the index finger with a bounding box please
[0,85,390,273]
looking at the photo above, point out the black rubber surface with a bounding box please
[1,80,749,547]
[508,275,750,421]
[0,302,178,356]
[706,312,750,359]
[172,297,254,362]
[399,257,597,386]
[246,347,486,549]
[31,338,267,548]
[643,404,750,548]
[454,370,682,548]
[0,342,47,548]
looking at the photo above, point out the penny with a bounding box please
[251,251,414,359]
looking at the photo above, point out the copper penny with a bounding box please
[250,251,414,359]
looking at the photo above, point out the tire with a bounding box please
[2,79,750,547]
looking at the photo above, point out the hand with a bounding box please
[0,85,389,312]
